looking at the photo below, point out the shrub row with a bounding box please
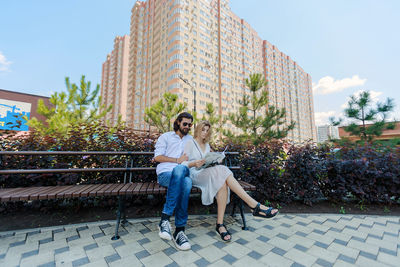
[238,141,400,205]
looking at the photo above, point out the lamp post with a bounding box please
[179,75,196,113]
[135,91,151,136]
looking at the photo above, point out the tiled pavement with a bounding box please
[0,214,399,267]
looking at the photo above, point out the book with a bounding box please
[196,146,228,170]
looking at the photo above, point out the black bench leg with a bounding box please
[230,193,238,217]
[230,193,249,230]
[121,195,128,226]
[238,199,249,230]
[112,196,123,240]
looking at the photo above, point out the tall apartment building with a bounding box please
[101,35,130,125]
[108,0,316,142]
[263,41,316,141]
[317,125,339,143]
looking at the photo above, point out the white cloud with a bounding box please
[314,110,337,126]
[313,75,366,95]
[340,90,383,109]
[0,51,12,72]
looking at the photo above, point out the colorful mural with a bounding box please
[0,99,31,131]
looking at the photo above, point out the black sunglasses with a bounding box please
[182,122,193,127]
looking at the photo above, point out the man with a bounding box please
[154,112,193,250]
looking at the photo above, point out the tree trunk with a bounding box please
[361,107,366,140]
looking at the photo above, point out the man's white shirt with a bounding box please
[154,131,193,175]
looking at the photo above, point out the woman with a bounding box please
[182,121,278,242]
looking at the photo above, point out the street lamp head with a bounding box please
[179,75,189,84]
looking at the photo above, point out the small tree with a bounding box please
[201,103,225,141]
[144,92,187,133]
[27,75,112,136]
[226,73,295,145]
[330,90,395,142]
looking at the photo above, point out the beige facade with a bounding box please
[101,35,130,125]
[113,0,316,142]
[263,40,316,142]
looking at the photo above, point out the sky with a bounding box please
[1,0,399,126]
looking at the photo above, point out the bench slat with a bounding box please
[32,186,68,200]
[10,187,41,201]
[111,184,127,196]
[89,184,108,197]
[118,183,135,195]
[71,184,94,198]
[79,184,103,197]
[104,184,118,195]
[96,184,115,197]
[0,188,25,202]
[53,185,75,199]
[95,184,111,197]
[56,185,81,199]
[15,187,50,201]
[146,183,155,194]
[72,184,96,197]
[152,183,167,194]
[0,188,22,198]
[131,182,143,195]
[103,184,121,196]
[139,183,150,195]
[2,188,31,202]
[47,185,75,199]
[20,186,50,201]
[152,183,161,194]
[25,186,53,201]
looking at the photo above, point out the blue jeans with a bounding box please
[158,165,192,227]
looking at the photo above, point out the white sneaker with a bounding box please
[158,220,172,240]
[173,231,191,251]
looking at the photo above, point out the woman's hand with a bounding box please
[177,153,188,164]
[193,159,206,168]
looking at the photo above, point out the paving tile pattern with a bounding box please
[0,214,399,266]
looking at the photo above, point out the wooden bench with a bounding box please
[0,151,256,239]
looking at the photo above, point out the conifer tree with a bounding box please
[226,73,295,145]
[27,75,112,136]
[144,92,187,133]
[201,102,225,141]
[330,90,395,142]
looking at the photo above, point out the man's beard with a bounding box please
[179,126,189,135]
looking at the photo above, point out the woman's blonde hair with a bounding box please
[194,120,212,143]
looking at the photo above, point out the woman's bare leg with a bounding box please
[226,175,278,215]
[215,183,231,240]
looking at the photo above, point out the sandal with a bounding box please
[252,203,278,218]
[216,223,232,242]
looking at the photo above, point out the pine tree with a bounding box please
[26,75,112,136]
[144,92,187,133]
[226,73,295,145]
[330,90,395,142]
[201,102,225,141]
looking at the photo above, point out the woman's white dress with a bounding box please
[183,139,232,205]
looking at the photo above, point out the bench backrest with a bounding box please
[0,151,240,186]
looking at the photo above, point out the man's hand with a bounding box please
[193,159,206,168]
[177,153,188,164]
